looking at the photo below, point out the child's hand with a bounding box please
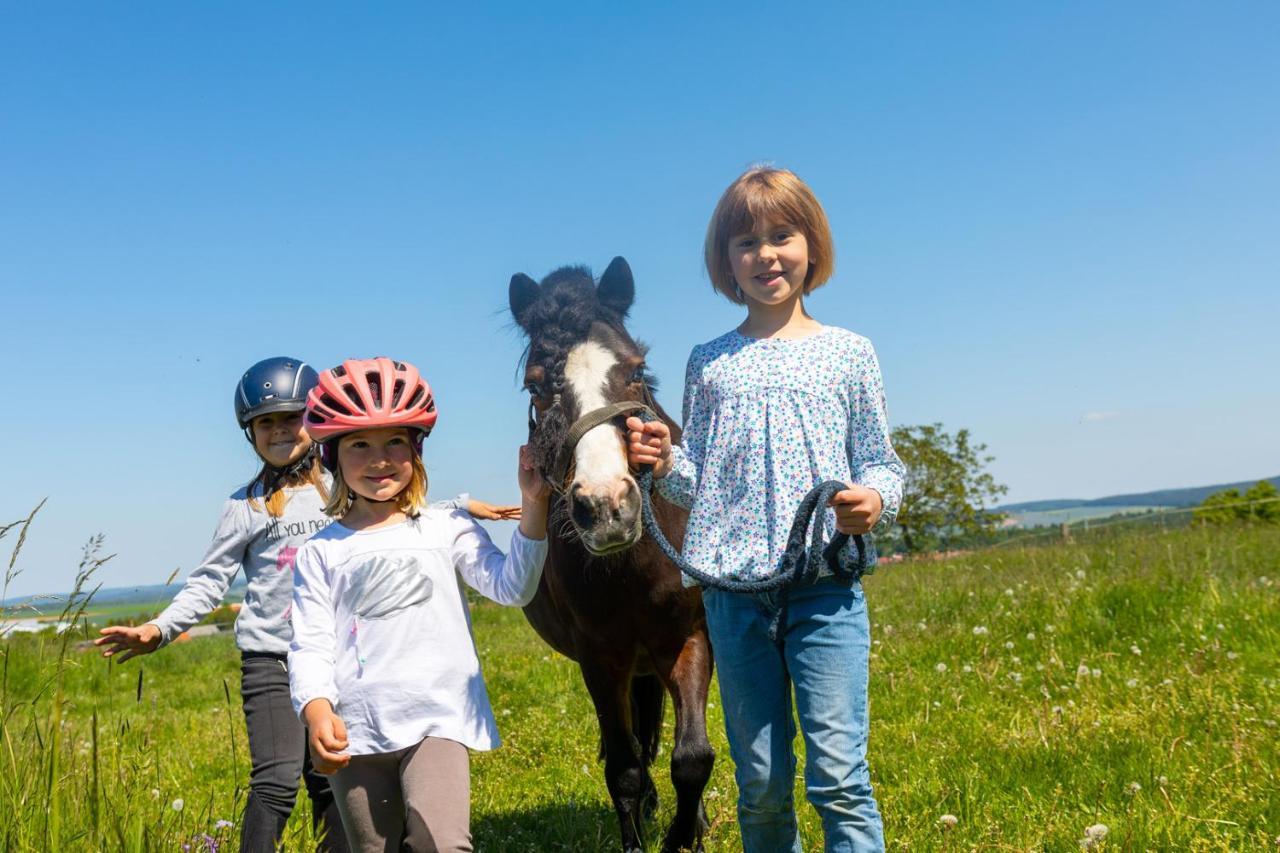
[625,416,673,479]
[94,623,162,663]
[829,485,884,535]
[467,499,522,521]
[517,445,550,540]
[517,445,550,504]
[303,700,350,775]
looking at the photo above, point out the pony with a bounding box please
[509,257,715,853]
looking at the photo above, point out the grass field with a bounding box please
[2,523,1278,851]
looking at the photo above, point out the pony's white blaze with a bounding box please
[564,340,630,488]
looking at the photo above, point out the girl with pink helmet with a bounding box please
[95,356,517,852]
[288,356,549,853]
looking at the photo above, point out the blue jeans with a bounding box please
[703,578,884,853]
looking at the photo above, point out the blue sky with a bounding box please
[3,2,1277,597]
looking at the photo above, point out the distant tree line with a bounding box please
[1194,480,1280,525]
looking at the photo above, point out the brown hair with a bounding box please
[704,166,836,304]
[246,452,329,518]
[323,442,429,519]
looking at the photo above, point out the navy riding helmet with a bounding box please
[234,357,320,431]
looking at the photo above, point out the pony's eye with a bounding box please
[525,382,543,397]
[630,366,646,385]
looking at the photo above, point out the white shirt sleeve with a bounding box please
[447,512,548,607]
[149,498,250,645]
[288,541,340,719]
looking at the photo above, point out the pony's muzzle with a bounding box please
[570,477,642,553]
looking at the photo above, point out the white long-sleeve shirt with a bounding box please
[149,483,468,655]
[288,506,547,755]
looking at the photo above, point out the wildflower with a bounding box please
[172,798,185,812]
[972,626,988,636]
[1051,705,1063,714]
[1091,668,1101,679]
[1126,678,1138,688]
[1226,651,1238,661]
[938,814,959,830]
[1157,776,1168,786]
[1004,588,1014,597]
[215,819,234,829]
[1075,569,1086,579]
[935,662,948,673]
[1077,664,1091,678]
[1012,656,1021,665]
[1045,624,1056,633]
[151,788,160,799]
[1026,631,1036,641]
[1085,823,1108,840]
[1126,781,1141,796]
[917,621,927,631]
[1130,644,1142,656]
[1216,623,1225,631]
[1004,641,1015,651]
[1009,672,1022,684]
[962,664,973,673]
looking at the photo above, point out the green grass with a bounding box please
[2,524,1277,850]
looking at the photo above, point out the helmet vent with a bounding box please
[332,365,347,378]
[406,385,425,409]
[320,393,353,417]
[392,379,406,406]
[365,374,382,407]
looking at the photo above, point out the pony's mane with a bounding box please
[518,265,629,372]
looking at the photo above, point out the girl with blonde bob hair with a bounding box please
[629,165,905,851]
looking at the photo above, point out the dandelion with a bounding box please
[1012,656,1021,665]
[1126,781,1141,796]
[973,625,988,636]
[933,700,942,708]
[1051,705,1063,714]
[1075,569,1086,579]
[917,621,928,631]
[938,814,959,830]
[1005,641,1015,650]
[1216,623,1225,631]
[172,798,185,812]
[1077,664,1091,678]
[1004,588,1014,597]
[1026,631,1036,641]
[1085,823,1108,840]
[1126,678,1138,688]
[1157,776,1168,786]
[1091,668,1101,679]
[935,662,948,673]
[1226,651,1238,661]
[151,789,160,800]
[962,664,973,673]
[1009,672,1023,684]
[1130,644,1142,656]
[1045,624,1056,633]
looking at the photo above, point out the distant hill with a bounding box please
[4,578,246,614]
[1000,475,1280,513]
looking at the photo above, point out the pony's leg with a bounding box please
[655,630,716,853]
[581,658,650,853]
[631,672,666,820]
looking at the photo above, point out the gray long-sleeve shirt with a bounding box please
[150,484,467,654]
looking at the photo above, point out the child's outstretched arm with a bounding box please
[96,498,251,661]
[467,498,522,521]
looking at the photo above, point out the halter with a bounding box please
[530,396,657,496]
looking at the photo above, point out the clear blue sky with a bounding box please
[3,3,1277,597]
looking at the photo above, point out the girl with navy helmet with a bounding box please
[95,357,516,852]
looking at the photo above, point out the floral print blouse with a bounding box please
[655,325,905,583]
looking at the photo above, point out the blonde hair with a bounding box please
[323,445,429,519]
[247,453,329,518]
[704,165,836,304]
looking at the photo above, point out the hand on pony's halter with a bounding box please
[625,416,672,478]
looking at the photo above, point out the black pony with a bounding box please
[509,257,714,853]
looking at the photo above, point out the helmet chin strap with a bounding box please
[258,441,321,484]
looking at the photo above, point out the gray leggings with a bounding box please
[330,736,472,853]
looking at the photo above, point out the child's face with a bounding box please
[337,427,416,503]
[727,220,811,307]
[251,411,312,468]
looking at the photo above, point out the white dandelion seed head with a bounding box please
[172,798,185,812]
[1226,651,1238,660]
[1026,632,1037,641]
[917,621,928,631]
[151,789,160,800]
[1075,569,1086,579]
[1091,668,1101,679]
[1130,645,1142,656]
[1077,664,1091,677]
[935,662,948,673]
[962,664,973,673]
[973,626,989,636]
[1004,588,1014,597]
[1126,781,1141,795]
[1158,775,1168,786]
[1045,624,1056,633]
[938,814,959,829]
[1126,678,1139,688]
[1085,823,1108,840]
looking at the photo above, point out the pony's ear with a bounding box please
[597,256,634,318]
[509,273,540,329]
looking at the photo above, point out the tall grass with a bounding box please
[1,510,1276,850]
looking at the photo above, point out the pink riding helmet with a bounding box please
[305,357,438,470]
